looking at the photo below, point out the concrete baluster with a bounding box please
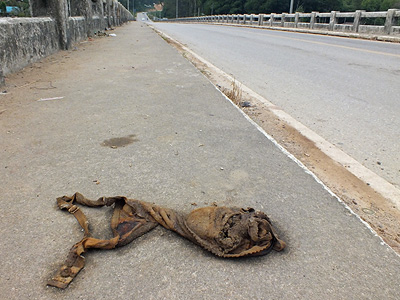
[329,11,337,31]
[353,10,364,33]
[310,11,317,29]
[384,9,397,35]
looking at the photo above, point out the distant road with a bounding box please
[152,22,400,189]
[137,12,150,22]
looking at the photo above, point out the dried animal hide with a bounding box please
[48,193,286,289]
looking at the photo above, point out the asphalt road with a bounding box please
[150,22,400,191]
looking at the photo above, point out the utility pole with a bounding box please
[127,0,129,12]
[289,0,294,14]
[176,0,178,18]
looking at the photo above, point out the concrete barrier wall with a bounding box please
[68,16,87,45]
[0,0,133,85]
[0,17,59,75]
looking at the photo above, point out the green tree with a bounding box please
[244,0,289,14]
[0,1,7,16]
[379,0,400,9]
[293,0,342,12]
[160,0,400,18]
[360,0,381,10]
[1,0,31,17]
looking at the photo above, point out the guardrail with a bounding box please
[167,9,400,36]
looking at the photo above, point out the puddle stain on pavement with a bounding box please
[101,134,138,149]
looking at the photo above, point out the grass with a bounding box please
[222,79,243,106]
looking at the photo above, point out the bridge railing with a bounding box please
[166,9,400,36]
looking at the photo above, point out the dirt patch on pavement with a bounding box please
[156,28,400,254]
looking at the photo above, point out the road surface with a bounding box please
[1,21,400,299]
[150,22,400,191]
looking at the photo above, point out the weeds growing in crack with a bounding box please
[222,79,243,106]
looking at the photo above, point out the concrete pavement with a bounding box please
[0,21,399,299]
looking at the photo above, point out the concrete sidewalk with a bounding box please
[0,21,399,299]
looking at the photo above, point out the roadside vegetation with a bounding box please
[0,0,30,17]
[221,80,243,106]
